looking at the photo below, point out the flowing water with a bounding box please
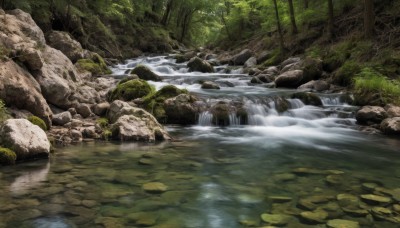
[1,55,400,227]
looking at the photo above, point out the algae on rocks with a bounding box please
[110,79,153,101]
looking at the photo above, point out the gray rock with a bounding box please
[244,57,257,68]
[18,48,44,71]
[275,70,305,88]
[281,57,301,68]
[360,194,392,205]
[70,130,83,142]
[385,105,400,118]
[93,102,110,116]
[131,65,162,81]
[298,80,330,92]
[82,126,97,139]
[356,106,387,124]
[300,210,328,224]
[47,31,87,63]
[232,49,253,65]
[0,119,50,160]
[201,81,220,90]
[76,104,92,118]
[164,94,201,125]
[142,182,168,193]
[187,57,214,73]
[380,117,400,135]
[52,111,72,126]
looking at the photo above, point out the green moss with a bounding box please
[96,118,109,128]
[76,54,111,75]
[110,79,153,101]
[28,116,47,131]
[0,147,17,165]
[354,67,400,106]
[333,61,361,87]
[131,65,161,81]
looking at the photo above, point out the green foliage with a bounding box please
[0,99,9,123]
[262,48,284,66]
[110,79,153,101]
[333,61,361,87]
[354,68,400,105]
[0,147,17,165]
[96,118,109,129]
[28,116,47,131]
[76,55,111,75]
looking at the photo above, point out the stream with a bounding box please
[1,55,400,227]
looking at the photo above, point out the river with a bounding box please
[0,55,399,227]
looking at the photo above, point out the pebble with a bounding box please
[360,194,392,205]
[142,182,169,193]
[327,219,360,228]
[260,213,292,226]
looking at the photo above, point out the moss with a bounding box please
[96,118,109,128]
[76,53,111,75]
[0,147,17,165]
[333,61,361,87]
[131,65,161,81]
[28,116,47,131]
[110,79,153,101]
[102,129,112,141]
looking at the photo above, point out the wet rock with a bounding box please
[292,92,323,106]
[95,217,125,228]
[127,212,158,226]
[356,106,387,125]
[300,210,328,224]
[47,31,87,63]
[380,117,400,135]
[201,81,220,90]
[292,167,326,175]
[70,130,83,142]
[52,111,72,126]
[393,204,400,212]
[260,213,292,226]
[251,74,275,84]
[298,80,330,92]
[269,196,293,203]
[0,119,50,160]
[19,209,43,221]
[187,57,214,73]
[327,219,360,228]
[360,194,392,205]
[232,49,253,65]
[142,182,168,193]
[239,219,259,227]
[82,126,97,139]
[244,57,257,68]
[362,183,378,192]
[210,102,232,126]
[371,207,392,217]
[275,70,305,88]
[325,175,343,185]
[131,65,162,81]
[164,94,200,125]
[297,199,318,211]
[337,194,359,207]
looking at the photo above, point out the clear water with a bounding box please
[1,55,400,227]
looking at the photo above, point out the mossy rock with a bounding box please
[291,92,323,106]
[28,116,47,131]
[302,57,323,81]
[77,58,111,75]
[333,61,361,87]
[110,79,153,101]
[211,102,232,126]
[131,65,162,81]
[0,147,17,165]
[262,48,285,67]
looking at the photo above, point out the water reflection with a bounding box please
[10,162,50,196]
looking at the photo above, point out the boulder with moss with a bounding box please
[110,79,153,101]
[0,119,50,160]
[28,116,47,131]
[131,65,162,81]
[164,94,202,125]
[187,57,214,73]
[0,147,17,165]
[76,53,111,75]
[275,70,305,88]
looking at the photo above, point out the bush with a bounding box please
[110,79,153,101]
[354,68,400,106]
[28,116,47,131]
[0,147,17,165]
[96,118,109,128]
[333,61,361,87]
[0,99,9,123]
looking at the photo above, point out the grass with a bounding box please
[354,67,400,105]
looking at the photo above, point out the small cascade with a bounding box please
[287,99,305,109]
[198,111,213,126]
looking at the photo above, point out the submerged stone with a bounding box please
[327,219,360,228]
[142,182,168,193]
[269,196,293,203]
[360,194,392,205]
[300,210,328,224]
[260,213,292,226]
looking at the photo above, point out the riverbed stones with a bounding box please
[244,57,257,68]
[260,213,292,226]
[164,94,200,124]
[337,194,359,207]
[360,194,392,205]
[52,111,72,126]
[0,119,50,160]
[356,106,387,124]
[327,219,360,228]
[201,81,220,89]
[142,182,168,193]
[232,49,253,65]
[300,210,328,224]
[269,196,293,203]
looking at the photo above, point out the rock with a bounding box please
[131,65,162,81]
[257,51,273,63]
[46,31,87,63]
[70,130,83,142]
[187,57,214,73]
[210,102,233,126]
[68,108,77,115]
[0,119,50,160]
[244,57,257,68]
[201,81,220,90]
[281,57,301,68]
[327,219,360,228]
[52,111,72,126]
[82,127,97,139]
[18,48,44,71]
[301,57,323,81]
[232,49,253,65]
[0,61,52,127]
[356,106,387,124]
[275,70,305,88]
[269,196,293,203]
[164,94,200,125]
[362,183,378,192]
[298,80,330,92]
[342,208,369,217]
[336,194,359,207]
[291,92,323,106]
[325,175,342,185]
[110,79,152,101]
[260,213,292,226]
[251,74,275,84]
[380,117,400,135]
[371,207,392,216]
[76,104,92,118]
[93,102,110,116]
[142,182,168,193]
[360,194,392,205]
[385,105,400,118]
[300,210,328,224]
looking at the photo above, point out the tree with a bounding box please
[287,0,298,34]
[272,0,285,50]
[327,0,334,39]
[364,0,375,39]
[304,0,309,9]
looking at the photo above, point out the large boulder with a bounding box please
[356,106,387,124]
[232,49,253,65]
[164,94,201,125]
[0,61,52,128]
[187,57,214,73]
[110,79,152,101]
[131,65,162,81]
[0,119,50,160]
[46,31,87,63]
[385,105,400,118]
[244,57,257,68]
[275,70,305,88]
[380,118,400,135]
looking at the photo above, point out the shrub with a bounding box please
[28,116,47,131]
[333,61,361,87]
[354,68,400,105]
[0,147,17,165]
[110,79,153,101]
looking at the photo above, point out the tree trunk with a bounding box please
[288,0,298,34]
[161,0,173,26]
[327,0,334,39]
[304,0,309,9]
[364,0,375,39]
[273,0,285,50]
